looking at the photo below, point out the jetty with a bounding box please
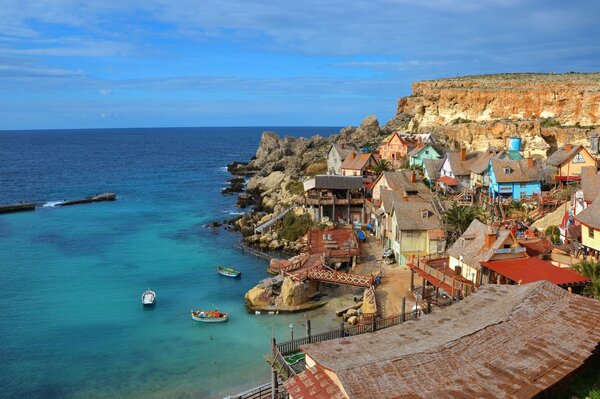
[0,203,36,214]
[58,192,116,206]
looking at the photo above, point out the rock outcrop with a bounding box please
[389,73,600,153]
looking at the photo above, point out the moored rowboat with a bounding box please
[191,310,229,323]
[142,289,156,307]
[217,265,241,278]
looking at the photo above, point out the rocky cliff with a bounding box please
[387,73,600,153]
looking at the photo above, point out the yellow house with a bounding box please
[388,200,445,266]
[545,143,597,183]
[575,193,600,258]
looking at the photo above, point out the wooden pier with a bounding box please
[58,192,117,206]
[0,203,36,214]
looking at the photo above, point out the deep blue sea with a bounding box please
[0,127,341,399]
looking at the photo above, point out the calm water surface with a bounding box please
[0,127,340,398]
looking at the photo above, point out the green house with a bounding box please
[408,144,441,167]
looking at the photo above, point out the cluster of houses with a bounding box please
[303,131,600,279]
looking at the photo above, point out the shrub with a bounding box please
[279,213,312,241]
[545,225,561,244]
[304,160,328,176]
[541,118,561,128]
[286,181,305,195]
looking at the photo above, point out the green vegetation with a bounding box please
[541,118,561,128]
[451,117,472,125]
[573,258,600,299]
[444,202,484,244]
[564,349,600,399]
[304,159,328,176]
[374,159,392,174]
[279,213,313,241]
[285,180,305,195]
[545,225,561,244]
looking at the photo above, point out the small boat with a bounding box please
[191,310,229,323]
[141,289,156,307]
[217,265,241,278]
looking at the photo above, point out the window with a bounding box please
[573,153,585,163]
[520,182,526,188]
[425,150,429,155]
[421,210,429,218]
[503,167,511,175]
[590,228,595,239]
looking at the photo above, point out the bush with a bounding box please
[279,213,312,241]
[545,225,561,244]
[304,160,328,176]
[286,181,305,195]
[541,118,561,128]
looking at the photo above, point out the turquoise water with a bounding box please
[0,127,340,398]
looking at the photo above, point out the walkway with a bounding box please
[254,206,295,234]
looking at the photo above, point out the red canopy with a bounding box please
[481,257,589,286]
[438,175,458,186]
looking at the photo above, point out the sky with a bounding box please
[1,0,599,130]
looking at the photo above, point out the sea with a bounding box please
[0,127,341,399]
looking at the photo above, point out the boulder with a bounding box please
[268,240,283,251]
[275,277,307,307]
[347,315,359,325]
[245,285,270,308]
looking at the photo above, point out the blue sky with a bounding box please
[1,0,599,130]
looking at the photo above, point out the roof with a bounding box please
[545,143,588,166]
[518,237,555,257]
[447,219,519,270]
[284,364,347,399]
[444,150,485,176]
[581,166,600,202]
[380,189,402,213]
[294,281,600,399]
[330,143,358,160]
[575,193,600,228]
[374,170,431,199]
[340,152,378,171]
[423,158,443,181]
[437,175,458,186]
[480,257,589,286]
[467,150,506,174]
[490,158,544,183]
[304,175,364,191]
[391,201,443,231]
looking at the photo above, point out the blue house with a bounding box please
[488,158,544,200]
[408,144,442,167]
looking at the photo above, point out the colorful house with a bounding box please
[488,158,543,200]
[379,132,434,168]
[388,200,445,266]
[340,152,379,178]
[575,193,600,259]
[439,148,485,191]
[326,143,359,175]
[408,143,442,167]
[545,143,597,183]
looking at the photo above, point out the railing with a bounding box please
[409,255,474,297]
[271,342,297,380]
[224,383,272,399]
[307,268,373,287]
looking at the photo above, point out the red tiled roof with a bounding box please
[480,257,589,286]
[437,175,458,186]
[518,238,554,257]
[284,364,346,399]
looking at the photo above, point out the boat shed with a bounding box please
[285,281,600,399]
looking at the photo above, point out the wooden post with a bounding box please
[271,337,278,399]
[427,300,432,314]
[401,297,406,322]
[410,269,415,291]
[372,315,377,332]
[306,319,312,344]
[340,321,345,338]
[421,277,426,301]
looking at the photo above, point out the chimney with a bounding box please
[460,147,467,161]
[409,170,416,183]
[565,143,572,152]
[340,143,345,149]
[402,192,409,201]
[484,228,497,249]
[348,152,356,160]
[527,157,534,168]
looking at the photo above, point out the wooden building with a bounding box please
[302,175,366,224]
[546,143,597,184]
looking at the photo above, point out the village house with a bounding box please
[326,143,359,175]
[407,143,442,167]
[378,132,434,168]
[388,200,445,266]
[422,158,443,186]
[467,150,509,190]
[545,143,597,184]
[575,193,600,259]
[438,148,484,192]
[373,189,401,244]
[340,152,379,178]
[370,170,431,204]
[283,281,600,399]
[302,175,366,224]
[447,219,527,284]
[488,157,543,200]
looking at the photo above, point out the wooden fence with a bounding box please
[224,383,272,399]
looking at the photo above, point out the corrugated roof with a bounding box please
[545,144,586,166]
[294,281,600,399]
[309,175,364,190]
[284,364,347,399]
[480,257,589,286]
[491,158,544,183]
[575,193,600,228]
[581,166,600,202]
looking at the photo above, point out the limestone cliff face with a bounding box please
[392,73,600,153]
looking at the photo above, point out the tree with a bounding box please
[444,201,483,244]
[374,159,392,174]
[573,258,600,299]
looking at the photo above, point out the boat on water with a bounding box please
[141,289,156,307]
[191,310,229,323]
[217,265,241,278]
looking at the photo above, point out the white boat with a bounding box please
[142,289,156,307]
[191,310,228,323]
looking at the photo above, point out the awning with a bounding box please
[437,176,458,186]
[481,257,590,286]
